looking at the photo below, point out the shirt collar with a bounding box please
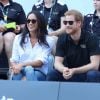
[93,10,100,18]
[67,29,85,44]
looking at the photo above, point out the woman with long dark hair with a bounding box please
[10,11,55,80]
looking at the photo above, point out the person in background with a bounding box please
[47,10,100,82]
[83,0,100,81]
[10,11,55,81]
[32,0,68,36]
[83,0,100,39]
[0,0,26,67]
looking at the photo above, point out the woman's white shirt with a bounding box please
[10,34,55,74]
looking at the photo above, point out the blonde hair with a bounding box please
[64,10,84,27]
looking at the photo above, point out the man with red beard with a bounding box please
[47,10,100,82]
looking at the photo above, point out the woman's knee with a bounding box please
[24,66,33,74]
[4,32,15,39]
[24,66,35,80]
[34,71,46,81]
[4,32,16,45]
[12,73,23,80]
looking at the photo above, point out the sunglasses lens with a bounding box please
[27,19,37,24]
[63,21,74,25]
[63,21,67,25]
[32,19,37,24]
[27,19,30,23]
[69,21,74,25]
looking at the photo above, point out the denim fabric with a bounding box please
[12,66,46,81]
[86,70,100,82]
[12,55,54,81]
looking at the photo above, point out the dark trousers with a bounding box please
[46,68,100,82]
[86,70,100,82]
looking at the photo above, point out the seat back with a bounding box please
[0,48,9,79]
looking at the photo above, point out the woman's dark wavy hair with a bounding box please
[20,10,49,48]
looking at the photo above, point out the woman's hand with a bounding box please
[0,25,7,32]
[14,25,21,33]
[11,63,23,74]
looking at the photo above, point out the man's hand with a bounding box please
[63,68,75,80]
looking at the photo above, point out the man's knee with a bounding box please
[46,69,62,81]
[87,70,100,82]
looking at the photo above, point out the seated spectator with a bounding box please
[10,11,55,81]
[0,0,26,67]
[83,0,100,39]
[32,0,68,36]
[47,10,100,82]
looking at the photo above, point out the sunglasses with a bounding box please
[63,21,74,25]
[27,19,37,24]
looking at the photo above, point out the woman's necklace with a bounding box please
[30,38,38,47]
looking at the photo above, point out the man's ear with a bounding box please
[77,21,82,27]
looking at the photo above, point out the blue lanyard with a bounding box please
[0,5,8,23]
[90,16,94,34]
[42,5,53,26]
